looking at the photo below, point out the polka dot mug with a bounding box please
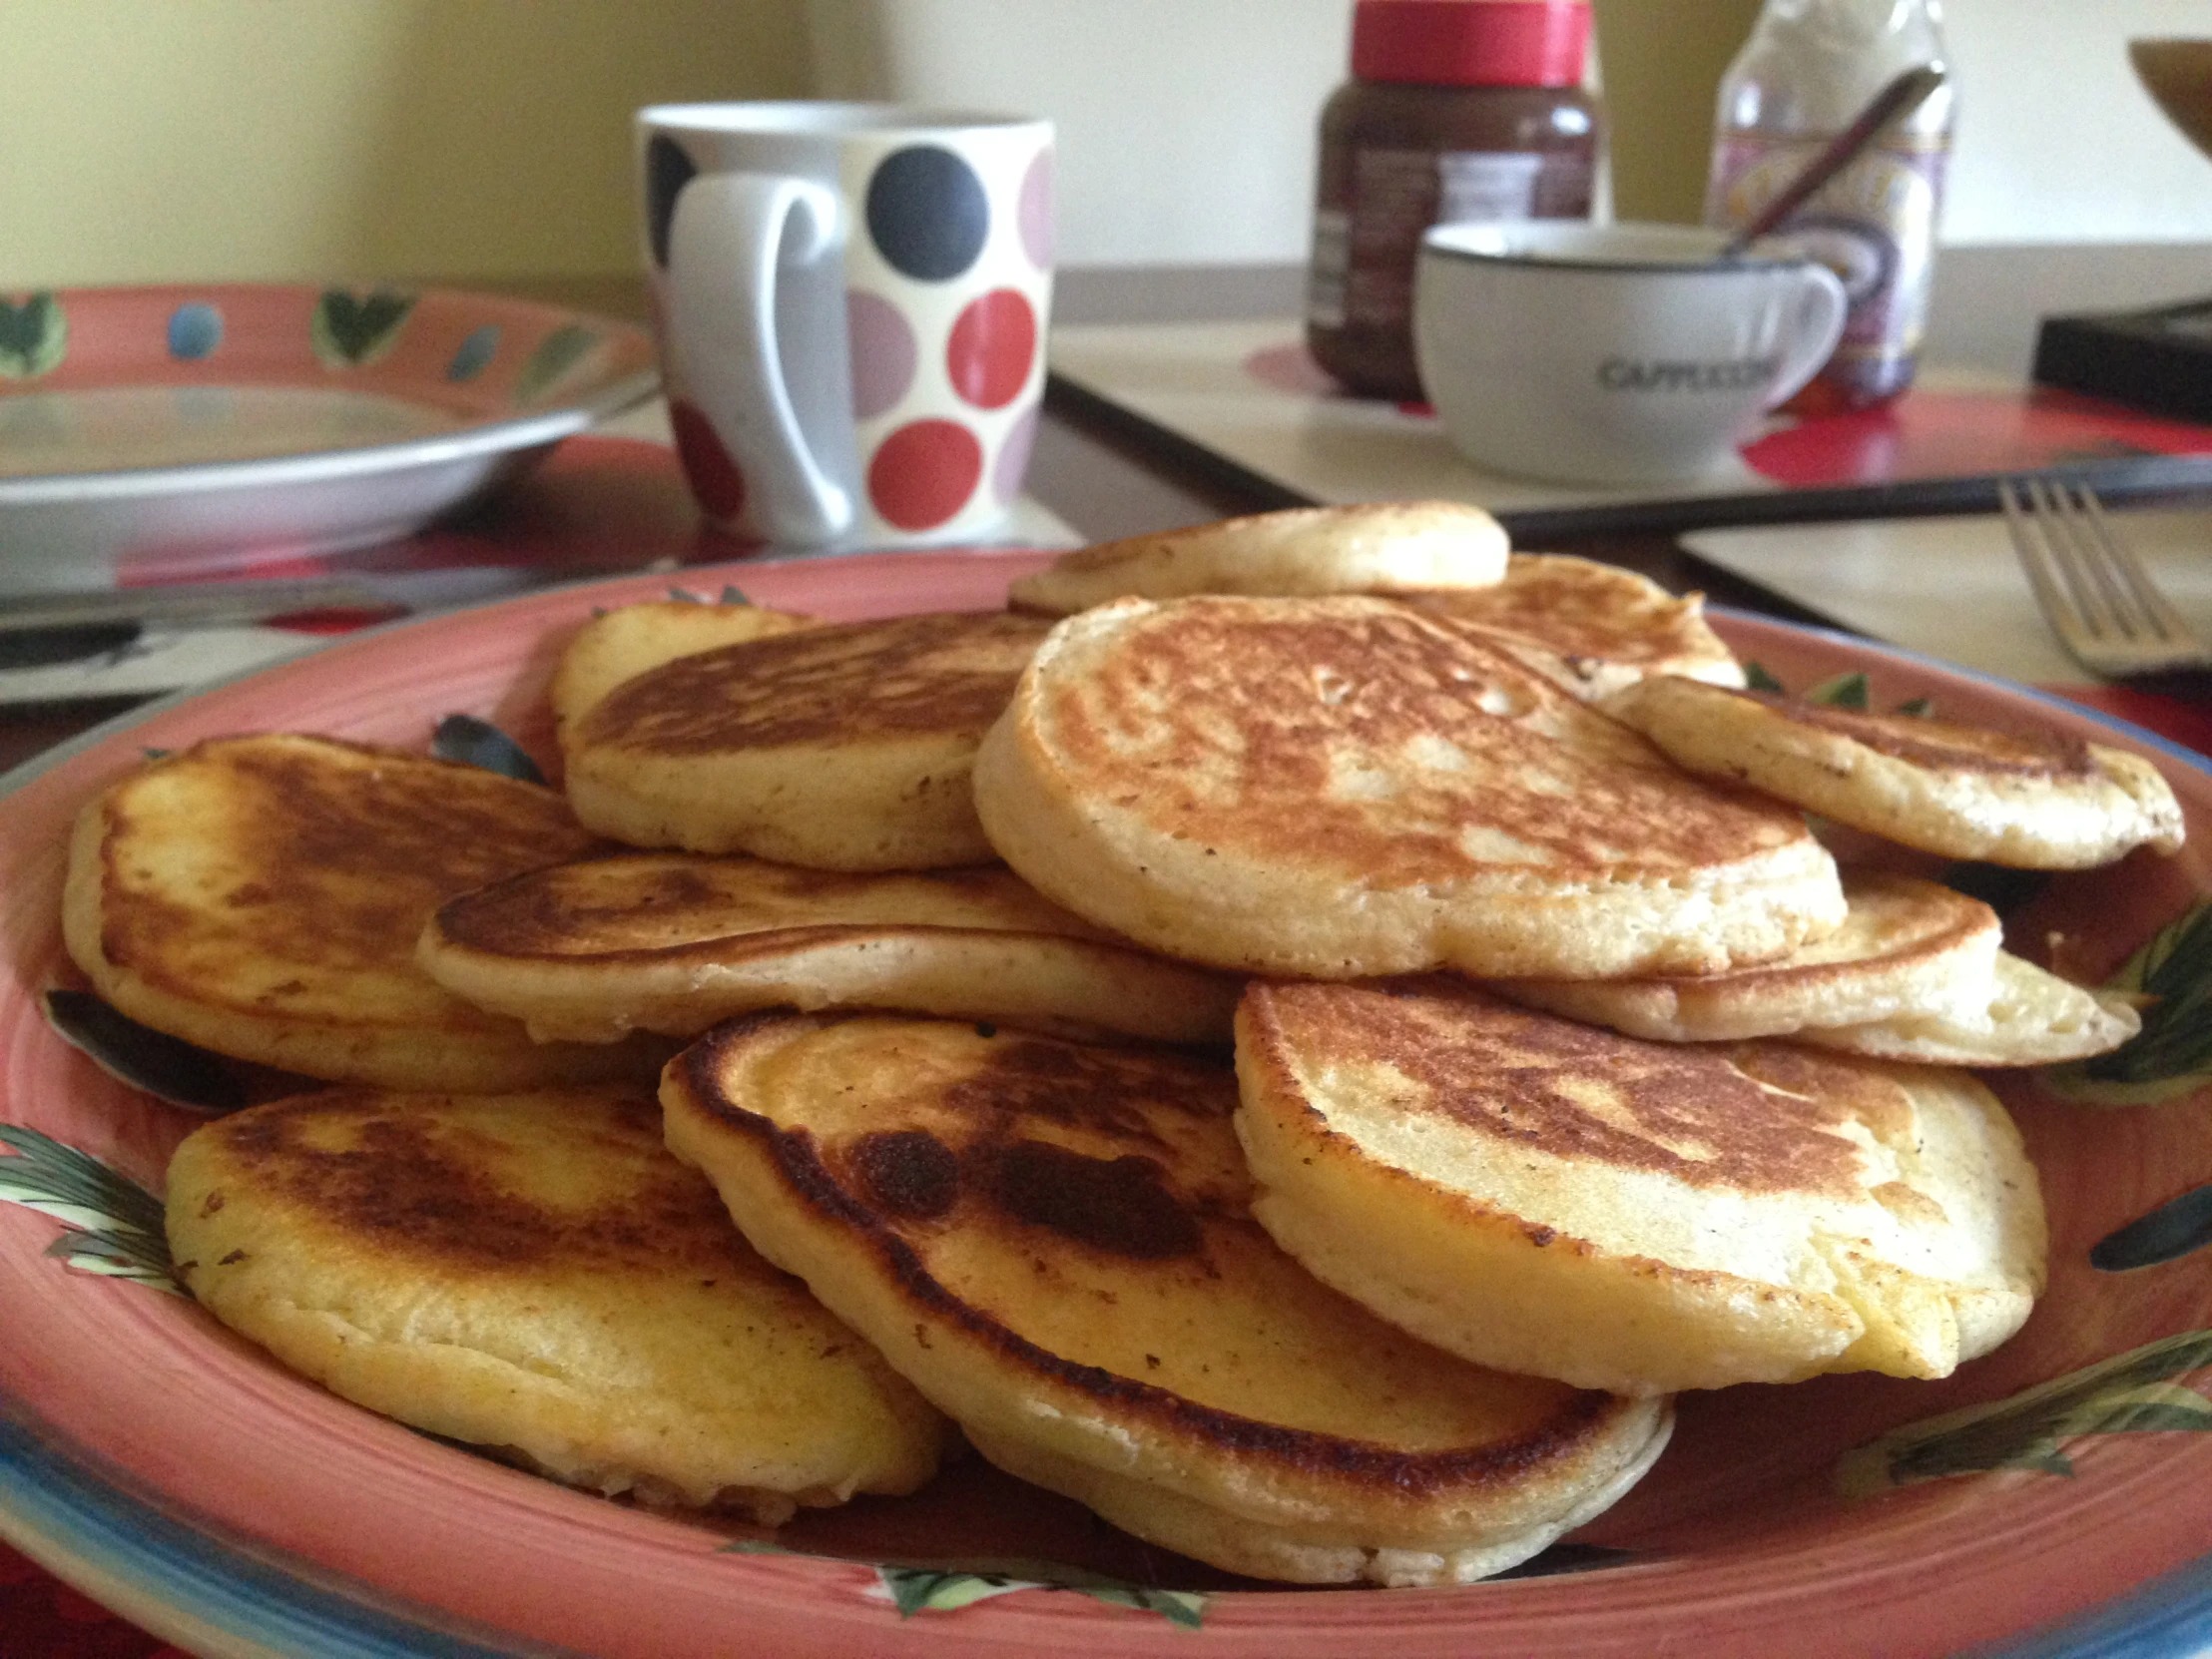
[637,102,1054,547]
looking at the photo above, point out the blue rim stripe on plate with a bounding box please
[1969,1551,2212,1658]
[0,1408,576,1657]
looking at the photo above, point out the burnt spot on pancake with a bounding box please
[670,1023,1634,1495]
[1045,602,1805,885]
[943,1034,1223,1148]
[1739,691,2096,778]
[1263,978,1877,1199]
[578,612,1049,756]
[849,1129,961,1221]
[199,1088,768,1277]
[987,1140,1202,1261]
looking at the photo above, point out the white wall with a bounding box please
[1940,0,2212,244]
[811,0,2212,266]
[808,0,1346,266]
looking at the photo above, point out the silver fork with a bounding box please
[1999,476,2212,678]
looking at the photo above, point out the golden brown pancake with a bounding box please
[1006,500,1509,616]
[565,610,1051,870]
[1604,676,2187,868]
[1492,871,2003,1041]
[1235,977,2047,1395]
[62,734,660,1091]
[1396,553,1744,700]
[167,1085,950,1520]
[549,597,817,749]
[973,594,1845,980]
[662,1013,1672,1585]
[1796,950,2141,1065]
[419,850,1239,1045]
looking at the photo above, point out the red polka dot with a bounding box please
[945,289,1037,410]
[669,398,748,520]
[867,419,983,531]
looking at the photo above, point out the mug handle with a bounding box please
[667,173,853,541]
[1763,263,1851,409]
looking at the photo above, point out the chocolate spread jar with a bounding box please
[1307,0,1601,400]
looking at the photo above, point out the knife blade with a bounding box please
[0,562,664,638]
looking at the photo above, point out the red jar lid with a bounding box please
[1351,0,1591,87]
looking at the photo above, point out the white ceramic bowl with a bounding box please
[1413,221,1846,486]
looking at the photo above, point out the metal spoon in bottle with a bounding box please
[1720,63,1948,257]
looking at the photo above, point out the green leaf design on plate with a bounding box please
[1805,670,1871,710]
[2091,1182,2212,1272]
[1836,1329,2212,1497]
[0,1125,179,1293]
[1738,661,1932,717]
[875,1566,1207,1627]
[720,1540,1207,1628]
[2042,898,2212,1105]
[879,1568,1037,1616]
[1076,1585,1208,1628]
[311,288,417,368]
[432,714,546,786]
[0,290,68,378]
[513,322,598,404]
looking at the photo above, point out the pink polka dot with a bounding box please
[846,289,916,420]
[669,398,748,521]
[993,404,1039,505]
[946,289,1036,410]
[1019,146,1054,272]
[868,419,983,531]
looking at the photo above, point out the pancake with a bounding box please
[1604,676,2187,868]
[419,850,1239,1046]
[166,1085,951,1520]
[62,734,660,1091]
[972,594,1845,980]
[1796,950,2142,1065]
[1397,553,1744,700]
[1007,501,1508,617]
[662,1013,1673,1586]
[1492,871,2003,1042]
[1235,977,2047,1395]
[565,610,1051,870]
[550,598,817,748]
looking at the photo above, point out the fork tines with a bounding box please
[1998,476,2210,678]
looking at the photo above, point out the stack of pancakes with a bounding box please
[64,503,2183,1585]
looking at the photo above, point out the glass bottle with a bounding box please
[1308,0,1602,402]
[1703,0,1953,414]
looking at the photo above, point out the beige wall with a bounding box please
[0,0,812,289]
[10,0,2211,290]
[1593,0,1764,224]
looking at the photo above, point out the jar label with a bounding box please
[1436,152,1547,222]
[1309,148,1595,331]
[1309,209,1350,328]
[1709,134,1948,366]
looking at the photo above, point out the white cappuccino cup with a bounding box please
[1413,221,1848,486]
